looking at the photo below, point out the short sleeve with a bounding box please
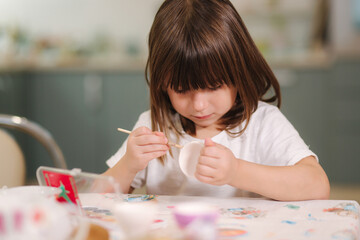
[106,139,128,168]
[256,105,318,166]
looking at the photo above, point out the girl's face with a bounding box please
[167,84,237,133]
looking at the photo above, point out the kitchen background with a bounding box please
[0,0,359,200]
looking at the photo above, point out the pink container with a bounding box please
[173,202,219,229]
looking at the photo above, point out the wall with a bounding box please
[279,59,360,183]
[1,58,359,183]
[0,71,149,178]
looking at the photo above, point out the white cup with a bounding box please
[178,141,204,177]
[112,202,157,239]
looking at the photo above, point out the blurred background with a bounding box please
[0,0,359,200]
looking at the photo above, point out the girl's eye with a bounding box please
[209,85,222,91]
[175,89,188,94]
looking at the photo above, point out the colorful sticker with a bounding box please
[224,207,265,219]
[285,204,300,210]
[324,202,359,219]
[124,194,156,202]
[82,207,116,222]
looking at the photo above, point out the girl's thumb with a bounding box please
[204,138,215,146]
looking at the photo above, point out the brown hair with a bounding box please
[145,0,281,161]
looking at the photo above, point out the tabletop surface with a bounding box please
[79,194,360,240]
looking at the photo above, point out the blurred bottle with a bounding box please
[353,0,360,29]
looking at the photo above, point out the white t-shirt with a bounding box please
[106,101,317,197]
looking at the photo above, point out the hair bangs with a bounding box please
[164,40,233,93]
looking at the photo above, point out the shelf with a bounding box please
[0,57,147,73]
[267,49,334,69]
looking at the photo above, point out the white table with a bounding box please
[80,194,360,240]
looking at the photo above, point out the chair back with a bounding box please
[0,114,67,169]
[0,129,25,187]
[0,114,67,187]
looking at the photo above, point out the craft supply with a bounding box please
[124,194,156,202]
[178,141,203,177]
[71,221,110,240]
[112,202,157,239]
[117,128,206,177]
[2,186,61,199]
[0,193,73,240]
[117,128,183,149]
[173,202,219,229]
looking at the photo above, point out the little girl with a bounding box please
[104,0,330,201]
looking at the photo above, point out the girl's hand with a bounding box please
[123,126,169,174]
[195,138,239,186]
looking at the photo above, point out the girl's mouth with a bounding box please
[194,114,212,120]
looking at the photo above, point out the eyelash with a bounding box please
[175,90,188,94]
[209,85,221,91]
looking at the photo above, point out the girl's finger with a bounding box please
[197,155,218,168]
[196,163,216,177]
[204,138,215,147]
[140,144,169,154]
[144,150,168,160]
[132,126,152,136]
[201,145,221,158]
[154,131,165,137]
[135,134,168,146]
[195,173,214,184]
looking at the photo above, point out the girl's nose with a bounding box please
[192,91,208,112]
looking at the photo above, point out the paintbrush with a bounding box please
[117,128,183,149]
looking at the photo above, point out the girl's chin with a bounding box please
[193,120,218,129]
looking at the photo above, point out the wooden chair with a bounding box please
[0,114,67,187]
[0,128,25,187]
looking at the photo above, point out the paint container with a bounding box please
[173,202,219,240]
[178,141,204,177]
[1,186,61,199]
[0,194,73,240]
[112,201,157,239]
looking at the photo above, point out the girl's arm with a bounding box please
[103,158,137,194]
[196,139,330,201]
[103,126,169,193]
[231,156,330,201]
